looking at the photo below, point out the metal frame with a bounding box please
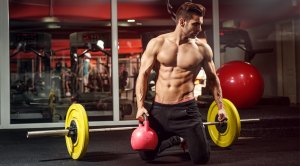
[111,0,120,122]
[0,0,10,129]
[212,0,221,68]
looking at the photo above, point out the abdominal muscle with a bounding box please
[154,66,196,104]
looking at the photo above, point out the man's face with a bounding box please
[182,14,203,38]
[119,64,126,72]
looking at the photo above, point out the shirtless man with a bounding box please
[135,2,227,164]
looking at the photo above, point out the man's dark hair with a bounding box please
[175,2,206,23]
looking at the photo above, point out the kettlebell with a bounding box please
[131,114,158,151]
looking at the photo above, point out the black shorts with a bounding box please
[139,99,210,164]
[150,99,203,133]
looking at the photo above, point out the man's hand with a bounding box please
[218,109,227,122]
[136,107,149,121]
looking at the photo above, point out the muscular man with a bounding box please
[135,2,227,164]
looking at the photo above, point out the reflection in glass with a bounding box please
[9,0,112,123]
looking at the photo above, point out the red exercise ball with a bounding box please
[217,61,264,109]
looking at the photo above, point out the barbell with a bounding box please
[26,99,260,160]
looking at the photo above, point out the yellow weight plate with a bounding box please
[207,99,241,147]
[65,104,89,160]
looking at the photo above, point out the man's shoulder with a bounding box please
[195,38,212,51]
[146,35,167,51]
[152,33,169,43]
[146,37,162,49]
[144,34,167,54]
[194,38,213,59]
[195,38,208,47]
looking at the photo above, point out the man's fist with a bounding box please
[218,109,227,122]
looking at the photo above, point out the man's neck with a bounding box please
[173,26,193,45]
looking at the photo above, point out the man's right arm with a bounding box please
[135,38,160,119]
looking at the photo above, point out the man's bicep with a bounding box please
[139,53,155,75]
[202,44,216,78]
[203,60,217,79]
[139,39,157,74]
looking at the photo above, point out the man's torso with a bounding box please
[154,34,205,104]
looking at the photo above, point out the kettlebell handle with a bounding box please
[138,114,150,131]
[138,114,148,124]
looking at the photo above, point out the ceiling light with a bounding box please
[47,24,61,29]
[127,19,136,23]
[42,16,60,23]
[42,0,60,23]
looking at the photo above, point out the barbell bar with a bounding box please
[204,118,260,126]
[27,119,259,138]
[27,127,138,138]
[26,99,260,160]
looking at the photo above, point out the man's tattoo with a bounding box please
[216,91,223,106]
[139,88,144,102]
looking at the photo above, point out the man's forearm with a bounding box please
[213,86,223,110]
[135,75,148,109]
[209,76,224,110]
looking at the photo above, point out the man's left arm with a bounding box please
[201,43,227,121]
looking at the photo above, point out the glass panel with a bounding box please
[215,1,299,104]
[117,1,213,120]
[9,0,112,123]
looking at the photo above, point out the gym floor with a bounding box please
[0,103,299,166]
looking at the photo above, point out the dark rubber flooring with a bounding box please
[0,104,299,166]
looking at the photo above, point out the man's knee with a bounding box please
[186,132,211,164]
[191,151,210,164]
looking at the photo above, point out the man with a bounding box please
[135,2,227,164]
[83,53,92,92]
[119,63,129,91]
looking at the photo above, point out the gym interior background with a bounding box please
[0,0,299,129]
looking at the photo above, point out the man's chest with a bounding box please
[157,43,204,69]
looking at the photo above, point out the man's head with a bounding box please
[176,2,205,23]
[175,2,206,38]
[119,63,126,72]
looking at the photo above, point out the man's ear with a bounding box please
[179,18,186,27]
